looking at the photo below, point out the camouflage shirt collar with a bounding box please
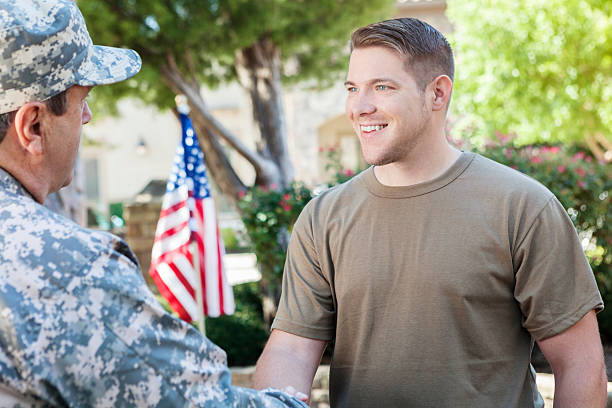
[0,167,35,200]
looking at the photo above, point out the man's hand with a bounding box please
[254,329,327,404]
[281,386,309,403]
[537,310,607,408]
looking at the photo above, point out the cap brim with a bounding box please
[75,45,142,86]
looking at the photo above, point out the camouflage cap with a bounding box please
[0,0,142,114]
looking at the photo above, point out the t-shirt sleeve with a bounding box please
[272,204,336,341]
[513,196,603,341]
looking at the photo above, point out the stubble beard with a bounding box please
[364,106,431,167]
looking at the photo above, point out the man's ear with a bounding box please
[12,102,46,155]
[430,75,453,112]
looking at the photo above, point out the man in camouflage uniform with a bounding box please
[0,1,307,406]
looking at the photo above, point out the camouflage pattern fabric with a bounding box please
[0,168,306,408]
[0,0,141,114]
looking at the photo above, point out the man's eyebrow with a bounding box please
[344,78,401,87]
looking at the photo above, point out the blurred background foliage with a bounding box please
[448,0,612,162]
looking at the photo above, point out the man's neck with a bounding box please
[0,151,48,203]
[373,139,461,187]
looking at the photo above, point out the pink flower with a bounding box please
[282,193,291,201]
[344,169,355,177]
[318,147,324,153]
[504,149,513,159]
[578,180,586,188]
[549,146,560,154]
[510,165,518,170]
[586,156,592,163]
[573,152,585,161]
[530,156,542,164]
[269,183,278,190]
[557,165,566,173]
[237,190,247,198]
[575,167,587,177]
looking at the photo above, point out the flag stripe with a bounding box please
[151,225,191,260]
[167,258,196,298]
[157,262,199,320]
[150,265,192,322]
[153,220,189,244]
[159,200,188,219]
[216,224,225,315]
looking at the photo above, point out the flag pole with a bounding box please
[176,94,206,336]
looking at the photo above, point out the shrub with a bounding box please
[155,282,268,366]
[237,182,313,325]
[320,145,364,186]
[205,282,269,366]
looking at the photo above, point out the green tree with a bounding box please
[79,0,394,323]
[448,0,612,162]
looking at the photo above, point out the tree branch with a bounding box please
[585,134,611,164]
[162,51,273,178]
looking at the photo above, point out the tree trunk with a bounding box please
[160,54,288,206]
[235,37,294,188]
[259,270,283,330]
[585,133,612,164]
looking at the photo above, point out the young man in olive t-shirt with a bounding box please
[253,18,607,407]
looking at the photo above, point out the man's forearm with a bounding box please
[253,330,326,403]
[552,365,607,408]
[254,344,319,396]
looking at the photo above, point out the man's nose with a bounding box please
[82,101,92,124]
[348,92,376,119]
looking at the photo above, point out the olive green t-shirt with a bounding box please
[272,152,603,408]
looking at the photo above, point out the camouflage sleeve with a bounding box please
[0,230,305,407]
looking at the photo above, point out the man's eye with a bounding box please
[375,84,388,91]
[347,87,357,93]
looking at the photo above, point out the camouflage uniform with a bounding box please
[0,168,306,407]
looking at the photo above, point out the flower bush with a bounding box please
[320,145,363,186]
[237,182,312,326]
[478,137,612,338]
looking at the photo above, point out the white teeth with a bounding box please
[360,125,386,132]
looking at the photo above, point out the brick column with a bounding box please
[123,201,162,289]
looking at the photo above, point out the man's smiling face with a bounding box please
[345,46,431,167]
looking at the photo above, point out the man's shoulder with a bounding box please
[467,153,554,202]
[0,190,136,270]
[306,170,368,213]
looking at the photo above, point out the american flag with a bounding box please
[149,112,235,321]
